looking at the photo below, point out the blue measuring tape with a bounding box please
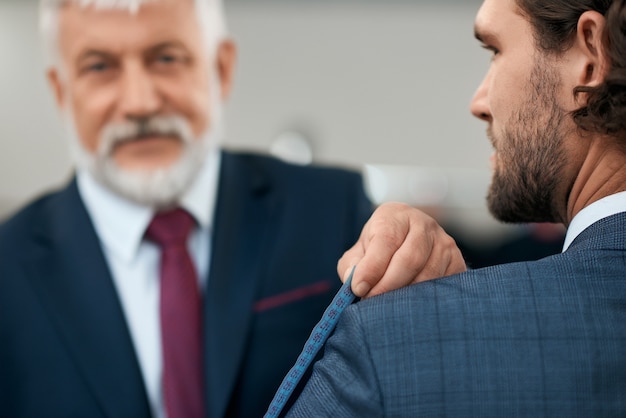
[264,267,357,418]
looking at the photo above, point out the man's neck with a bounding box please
[566,137,626,225]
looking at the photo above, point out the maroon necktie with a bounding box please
[146,208,205,418]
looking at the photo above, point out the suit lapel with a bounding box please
[24,180,151,418]
[205,152,278,418]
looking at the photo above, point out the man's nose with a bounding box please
[118,61,162,119]
[470,73,492,123]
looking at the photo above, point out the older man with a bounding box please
[0,0,465,417]
[287,0,626,415]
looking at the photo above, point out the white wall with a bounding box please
[0,1,72,215]
[229,1,489,165]
[0,0,508,238]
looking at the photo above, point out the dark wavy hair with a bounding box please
[516,0,626,136]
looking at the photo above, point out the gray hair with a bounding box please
[39,0,228,69]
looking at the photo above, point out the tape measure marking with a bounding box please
[264,267,357,418]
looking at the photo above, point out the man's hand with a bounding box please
[339,202,467,298]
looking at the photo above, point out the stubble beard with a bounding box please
[486,60,569,224]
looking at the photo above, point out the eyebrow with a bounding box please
[145,41,189,55]
[76,49,111,63]
[75,41,189,62]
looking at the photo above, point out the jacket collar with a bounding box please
[26,179,152,418]
[204,151,278,418]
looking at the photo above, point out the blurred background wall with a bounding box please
[1,0,562,255]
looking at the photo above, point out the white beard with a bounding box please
[65,92,223,210]
[65,73,223,210]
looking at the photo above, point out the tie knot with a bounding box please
[145,208,196,247]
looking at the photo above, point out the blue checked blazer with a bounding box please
[288,212,626,417]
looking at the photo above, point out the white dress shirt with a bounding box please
[77,149,221,418]
[563,190,626,251]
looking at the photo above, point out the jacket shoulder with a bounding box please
[0,187,67,250]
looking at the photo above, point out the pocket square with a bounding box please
[253,280,333,313]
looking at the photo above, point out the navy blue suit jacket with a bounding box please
[288,213,626,417]
[0,151,373,418]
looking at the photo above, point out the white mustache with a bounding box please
[97,115,194,156]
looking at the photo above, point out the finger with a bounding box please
[411,247,452,284]
[362,221,468,297]
[344,202,434,296]
[352,229,406,297]
[415,233,467,280]
[443,246,467,276]
[337,244,365,283]
[363,230,433,297]
[411,235,466,283]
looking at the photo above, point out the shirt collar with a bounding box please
[77,148,222,263]
[563,190,626,251]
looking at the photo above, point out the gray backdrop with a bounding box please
[0,0,513,240]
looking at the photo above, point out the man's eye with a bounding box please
[86,62,109,72]
[157,54,178,64]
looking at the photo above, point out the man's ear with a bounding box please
[215,39,237,101]
[47,68,66,109]
[574,10,609,88]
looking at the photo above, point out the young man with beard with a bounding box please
[286,0,626,415]
[0,1,466,417]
